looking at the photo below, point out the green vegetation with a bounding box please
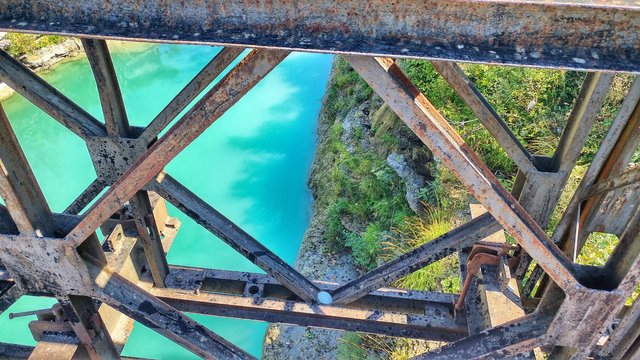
[5,33,66,57]
[337,333,440,360]
[400,61,633,178]
[317,57,636,359]
[322,58,374,122]
[312,58,419,270]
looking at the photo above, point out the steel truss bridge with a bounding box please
[0,1,639,359]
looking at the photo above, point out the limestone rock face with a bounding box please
[20,38,83,71]
[0,36,83,101]
[387,152,426,213]
[0,32,9,50]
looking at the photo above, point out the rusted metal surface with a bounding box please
[414,312,552,359]
[524,78,640,294]
[582,163,640,201]
[0,84,250,358]
[327,211,500,305]
[0,104,120,359]
[344,55,579,291]
[431,61,536,173]
[3,1,640,72]
[0,342,35,358]
[460,206,527,350]
[0,282,23,315]
[0,105,56,236]
[84,39,170,288]
[64,179,104,215]
[93,269,255,360]
[0,4,639,356]
[150,172,325,303]
[139,47,244,144]
[82,39,130,137]
[454,241,513,311]
[152,267,468,342]
[509,72,614,288]
[0,49,107,138]
[65,48,288,246]
[166,267,459,314]
[599,296,640,360]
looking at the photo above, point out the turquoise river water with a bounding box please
[0,43,332,358]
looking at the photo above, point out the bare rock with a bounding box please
[387,152,425,213]
[21,38,82,71]
[341,101,372,154]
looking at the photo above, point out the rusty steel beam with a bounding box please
[150,172,326,303]
[542,210,640,357]
[2,1,640,72]
[64,49,287,247]
[430,61,536,173]
[57,296,119,360]
[551,73,615,174]
[2,342,154,360]
[154,290,466,343]
[599,295,640,360]
[91,268,255,360]
[458,205,532,359]
[607,211,640,294]
[604,209,640,288]
[0,342,34,358]
[558,77,640,257]
[0,281,23,315]
[151,267,467,342]
[0,50,107,139]
[82,39,130,137]
[0,105,56,236]
[0,204,18,234]
[83,39,170,287]
[413,312,552,359]
[523,77,640,296]
[512,72,615,292]
[581,163,640,201]
[164,266,461,316]
[344,56,578,291]
[17,217,252,360]
[63,179,104,215]
[128,192,169,286]
[0,106,120,359]
[330,212,501,304]
[139,47,244,144]
[29,341,79,360]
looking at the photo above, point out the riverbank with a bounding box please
[262,56,636,358]
[262,58,441,359]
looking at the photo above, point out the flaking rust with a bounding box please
[0,4,638,358]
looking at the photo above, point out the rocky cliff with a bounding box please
[262,57,432,359]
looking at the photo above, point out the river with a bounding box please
[0,43,332,358]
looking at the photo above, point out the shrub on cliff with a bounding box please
[6,33,66,57]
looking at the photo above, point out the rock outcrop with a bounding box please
[19,38,83,72]
[0,35,83,101]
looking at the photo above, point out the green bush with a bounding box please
[324,58,373,122]
[347,224,386,270]
[325,199,348,251]
[6,33,66,57]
